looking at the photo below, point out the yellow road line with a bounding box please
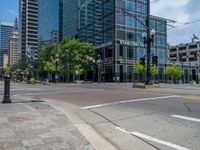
[180,96,200,101]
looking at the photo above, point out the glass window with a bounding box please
[127,46,134,60]
[157,36,165,46]
[137,48,145,60]
[137,19,145,29]
[126,16,134,26]
[126,1,134,11]
[158,49,165,63]
[127,32,134,41]
[137,4,145,14]
[157,21,165,32]
[137,33,144,43]
[150,20,155,29]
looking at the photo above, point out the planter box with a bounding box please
[132,83,160,88]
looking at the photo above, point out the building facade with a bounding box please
[9,18,19,67]
[63,0,167,82]
[3,54,9,70]
[38,0,63,44]
[63,0,79,37]
[19,0,38,59]
[169,41,200,83]
[0,22,14,73]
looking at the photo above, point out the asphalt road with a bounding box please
[0,82,200,150]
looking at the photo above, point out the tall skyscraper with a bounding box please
[19,0,38,59]
[63,0,168,82]
[9,18,19,67]
[38,0,63,44]
[0,22,14,72]
[63,0,78,37]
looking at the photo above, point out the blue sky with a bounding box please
[0,0,199,45]
[0,0,18,23]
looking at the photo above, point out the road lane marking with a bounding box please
[131,132,190,150]
[115,127,190,150]
[180,96,200,101]
[171,115,200,123]
[82,95,179,109]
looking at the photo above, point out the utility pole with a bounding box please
[146,0,151,85]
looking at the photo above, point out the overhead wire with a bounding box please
[168,19,200,30]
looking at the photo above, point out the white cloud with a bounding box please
[151,0,200,45]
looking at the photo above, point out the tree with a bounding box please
[151,64,158,77]
[134,61,158,83]
[60,38,96,82]
[35,44,55,73]
[4,67,11,76]
[135,61,158,76]
[135,61,145,74]
[165,64,183,83]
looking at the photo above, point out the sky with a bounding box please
[0,0,18,23]
[0,0,199,46]
[151,0,200,45]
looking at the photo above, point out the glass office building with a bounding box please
[0,22,14,72]
[63,0,79,37]
[38,0,63,43]
[64,0,167,82]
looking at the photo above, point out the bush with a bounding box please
[27,78,36,84]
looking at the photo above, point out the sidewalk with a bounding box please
[0,97,95,150]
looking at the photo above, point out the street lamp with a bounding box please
[144,0,153,84]
[142,28,155,83]
[97,55,101,84]
[55,44,59,83]
[86,54,102,84]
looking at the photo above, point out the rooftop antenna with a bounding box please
[192,34,199,43]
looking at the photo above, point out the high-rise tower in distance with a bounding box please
[19,0,38,60]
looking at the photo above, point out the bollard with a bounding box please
[2,75,11,103]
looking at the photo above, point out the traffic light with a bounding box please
[140,57,145,65]
[152,56,158,66]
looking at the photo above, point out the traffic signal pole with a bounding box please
[146,0,151,85]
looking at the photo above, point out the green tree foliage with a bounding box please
[10,38,96,82]
[35,45,56,73]
[4,67,11,75]
[34,38,96,81]
[135,61,145,73]
[151,64,158,76]
[59,38,96,79]
[165,64,183,80]
[134,61,158,76]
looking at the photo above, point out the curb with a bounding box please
[43,98,118,150]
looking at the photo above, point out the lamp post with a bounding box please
[96,55,102,84]
[86,54,102,84]
[145,0,154,84]
[55,44,59,83]
[143,29,155,84]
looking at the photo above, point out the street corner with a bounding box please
[0,101,95,150]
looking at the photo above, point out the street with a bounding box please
[0,83,200,150]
